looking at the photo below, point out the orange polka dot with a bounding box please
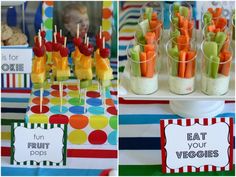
[103,8,112,19]
[67,85,79,91]
[70,115,89,129]
[44,1,53,6]
[32,97,49,105]
[51,90,67,97]
[102,31,111,41]
[106,99,114,106]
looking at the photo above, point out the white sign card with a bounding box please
[160,117,234,173]
[11,123,67,166]
[1,48,32,73]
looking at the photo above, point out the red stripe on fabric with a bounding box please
[187,166,192,172]
[212,165,217,171]
[229,117,234,170]
[170,169,175,173]
[221,167,225,171]
[186,119,191,126]
[177,119,182,125]
[168,119,173,124]
[204,165,209,172]
[160,120,166,173]
[1,89,31,93]
[122,5,143,10]
[196,167,200,172]
[2,147,117,158]
[119,36,134,40]
[119,98,169,104]
[221,117,225,122]
[203,118,208,125]
[194,118,199,124]
[179,167,183,173]
[212,118,216,124]
[12,74,15,88]
[6,74,10,88]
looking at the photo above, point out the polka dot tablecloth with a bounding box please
[25,81,118,146]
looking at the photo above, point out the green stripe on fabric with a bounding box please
[30,161,33,165]
[23,161,27,165]
[43,161,46,166]
[2,119,25,125]
[119,165,235,176]
[119,66,125,73]
[63,124,68,166]
[10,123,14,164]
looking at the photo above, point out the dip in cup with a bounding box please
[166,37,197,95]
[127,40,160,95]
[201,39,232,95]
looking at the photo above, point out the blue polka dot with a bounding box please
[45,7,53,18]
[69,106,85,114]
[108,131,117,145]
[46,30,52,41]
[26,106,30,112]
[113,100,117,105]
[50,106,68,114]
[24,115,29,123]
[86,98,102,106]
[88,106,104,115]
[34,90,50,97]
[106,90,111,98]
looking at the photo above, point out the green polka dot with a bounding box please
[44,18,52,29]
[68,98,84,106]
[88,84,98,91]
[109,116,117,129]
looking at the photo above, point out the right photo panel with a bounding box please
[118,1,235,176]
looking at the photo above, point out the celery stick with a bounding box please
[145,7,153,21]
[130,45,141,77]
[171,16,179,28]
[179,6,189,18]
[203,12,212,25]
[203,41,218,77]
[137,19,149,36]
[210,56,220,78]
[215,32,227,53]
[206,32,216,41]
[170,29,180,40]
[168,45,179,76]
[173,2,180,14]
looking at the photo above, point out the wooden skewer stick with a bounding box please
[54,32,57,43]
[102,37,105,49]
[77,24,80,38]
[60,29,62,37]
[59,82,63,112]
[78,80,81,103]
[99,26,102,39]
[103,86,106,111]
[86,37,89,47]
[54,25,57,33]
[84,88,87,113]
[84,33,87,43]
[40,87,43,113]
[64,37,67,48]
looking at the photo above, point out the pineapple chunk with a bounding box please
[96,68,113,80]
[56,67,70,81]
[31,72,46,84]
[75,68,93,80]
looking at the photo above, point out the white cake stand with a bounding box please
[170,100,225,118]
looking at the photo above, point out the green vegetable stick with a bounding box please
[203,12,212,25]
[170,29,180,43]
[179,6,189,18]
[173,2,180,14]
[210,56,220,78]
[171,16,179,28]
[130,45,141,77]
[215,32,227,53]
[137,19,149,36]
[145,7,153,21]
[168,45,179,76]
[203,41,218,77]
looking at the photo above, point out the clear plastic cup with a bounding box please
[201,39,232,95]
[127,40,160,95]
[169,2,193,19]
[169,14,196,40]
[140,1,164,21]
[166,38,197,95]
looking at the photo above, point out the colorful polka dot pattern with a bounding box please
[26,81,118,146]
[42,1,53,41]
[102,1,113,44]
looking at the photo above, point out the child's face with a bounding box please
[65,9,89,38]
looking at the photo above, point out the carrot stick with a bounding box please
[145,32,156,44]
[146,51,155,78]
[149,19,162,40]
[144,44,155,52]
[215,17,227,30]
[152,12,158,21]
[177,35,189,51]
[208,25,216,32]
[185,51,196,78]
[220,51,232,76]
[178,50,186,78]
[140,52,147,77]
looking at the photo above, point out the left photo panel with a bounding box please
[1,1,118,176]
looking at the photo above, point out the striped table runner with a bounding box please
[119,2,235,176]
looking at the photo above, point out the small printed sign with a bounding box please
[160,117,234,173]
[1,48,32,74]
[11,123,67,166]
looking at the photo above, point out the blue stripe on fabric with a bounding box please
[1,107,26,113]
[119,10,140,22]
[119,45,127,50]
[1,74,4,88]
[1,167,102,176]
[119,56,127,61]
[119,137,161,150]
[119,137,235,150]
[119,114,235,125]
[1,98,29,103]
[1,88,31,91]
